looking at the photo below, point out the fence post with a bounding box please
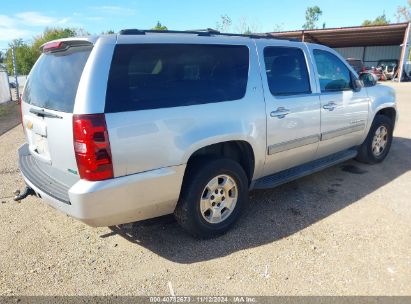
[6,70,12,102]
[398,22,410,82]
[11,47,19,101]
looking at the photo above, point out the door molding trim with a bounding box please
[321,123,366,141]
[268,134,320,155]
[267,122,366,155]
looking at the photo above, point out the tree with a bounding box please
[152,21,168,31]
[216,15,232,32]
[362,13,390,26]
[4,27,82,75]
[236,17,261,34]
[5,39,36,75]
[75,28,90,36]
[31,28,77,59]
[303,6,323,30]
[395,0,411,22]
[272,24,284,32]
[215,15,265,34]
[0,51,4,63]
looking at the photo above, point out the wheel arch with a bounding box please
[375,107,397,126]
[183,140,256,185]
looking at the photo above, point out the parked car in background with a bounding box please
[377,59,398,80]
[346,58,366,74]
[16,30,398,238]
[364,66,385,81]
[346,58,379,83]
[363,59,399,81]
[9,82,16,89]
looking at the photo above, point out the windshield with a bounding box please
[23,46,92,113]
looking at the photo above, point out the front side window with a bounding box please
[313,49,352,92]
[263,47,311,96]
[105,44,249,112]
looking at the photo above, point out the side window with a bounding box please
[263,47,311,96]
[105,44,249,113]
[313,49,352,92]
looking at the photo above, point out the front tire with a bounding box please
[356,115,394,164]
[174,158,249,238]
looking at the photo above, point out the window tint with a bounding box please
[105,44,249,112]
[313,49,352,92]
[263,47,311,96]
[23,47,91,113]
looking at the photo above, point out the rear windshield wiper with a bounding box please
[29,108,63,119]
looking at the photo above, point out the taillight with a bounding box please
[73,114,113,181]
[42,41,63,53]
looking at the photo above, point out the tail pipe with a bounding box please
[13,186,35,201]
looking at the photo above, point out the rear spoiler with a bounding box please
[40,38,94,53]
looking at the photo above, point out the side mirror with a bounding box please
[359,73,377,87]
[352,78,363,92]
[355,79,363,90]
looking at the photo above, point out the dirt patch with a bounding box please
[0,83,410,296]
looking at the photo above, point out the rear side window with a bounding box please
[105,44,249,112]
[313,49,352,92]
[263,47,311,96]
[23,46,91,113]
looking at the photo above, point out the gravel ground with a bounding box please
[0,101,20,136]
[0,83,410,296]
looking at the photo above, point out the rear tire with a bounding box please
[355,115,393,164]
[174,158,249,238]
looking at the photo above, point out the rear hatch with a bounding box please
[21,40,93,180]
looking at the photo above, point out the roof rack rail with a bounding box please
[119,29,145,35]
[187,28,221,34]
[118,28,298,41]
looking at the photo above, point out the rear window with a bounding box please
[23,46,91,113]
[105,44,249,113]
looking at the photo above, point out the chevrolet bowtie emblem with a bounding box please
[26,121,33,130]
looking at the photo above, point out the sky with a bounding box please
[0,0,408,50]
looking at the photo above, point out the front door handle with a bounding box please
[270,107,290,119]
[323,102,337,111]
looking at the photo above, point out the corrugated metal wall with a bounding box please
[334,47,364,60]
[334,45,401,68]
[364,46,401,67]
[0,71,11,104]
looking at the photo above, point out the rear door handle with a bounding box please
[323,102,337,111]
[270,107,290,119]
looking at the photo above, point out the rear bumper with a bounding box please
[18,144,185,227]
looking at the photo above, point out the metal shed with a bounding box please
[269,22,411,81]
[0,64,11,104]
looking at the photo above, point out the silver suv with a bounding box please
[17,30,397,237]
